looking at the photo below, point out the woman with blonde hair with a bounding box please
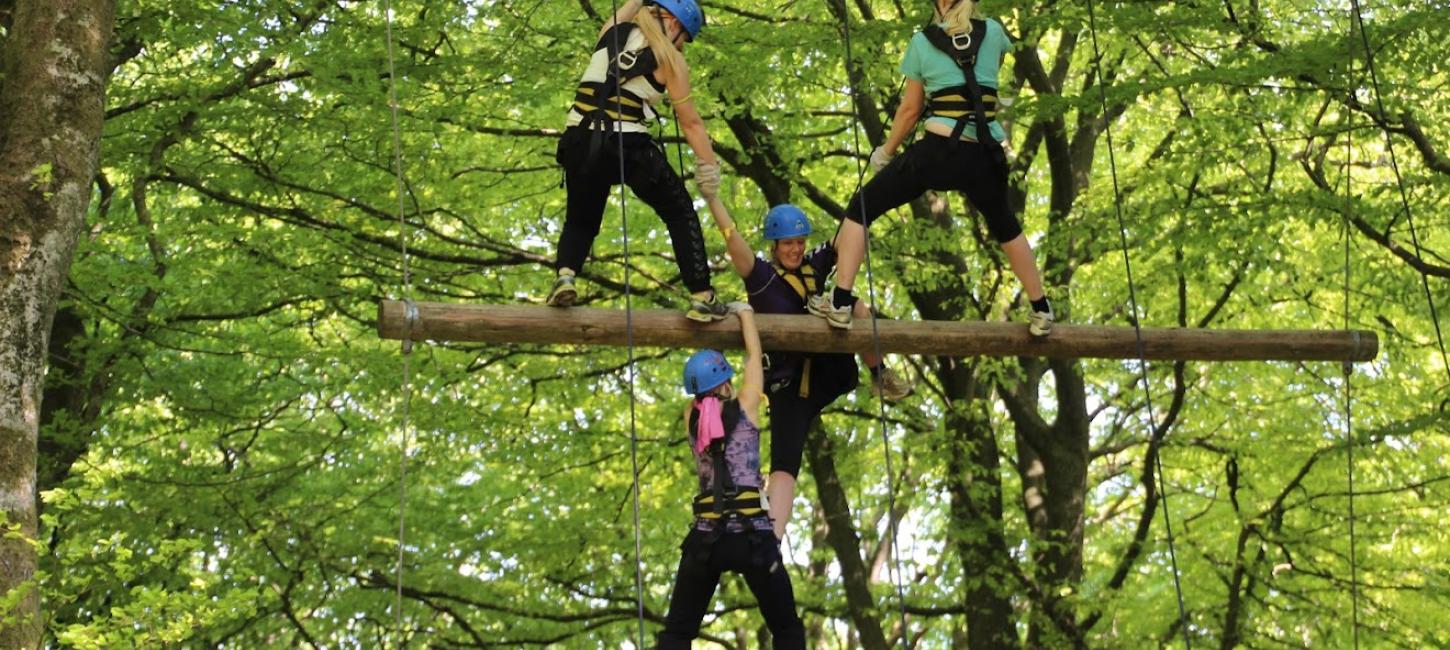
[548,0,730,322]
[659,304,806,649]
[808,0,1056,336]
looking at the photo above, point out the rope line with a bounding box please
[839,4,911,644]
[1341,26,1361,647]
[606,1,650,645]
[1348,0,1450,387]
[381,1,414,644]
[1083,2,1192,646]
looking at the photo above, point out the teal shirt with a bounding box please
[899,19,1010,142]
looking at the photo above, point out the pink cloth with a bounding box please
[692,397,725,454]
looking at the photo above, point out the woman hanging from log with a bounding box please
[547,0,730,322]
[658,305,806,649]
[809,0,1056,335]
[698,192,913,540]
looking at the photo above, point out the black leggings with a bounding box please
[844,133,1023,243]
[555,127,713,293]
[657,529,805,649]
[767,353,858,477]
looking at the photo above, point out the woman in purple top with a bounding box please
[700,195,912,540]
[658,305,805,649]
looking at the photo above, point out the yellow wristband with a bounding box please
[719,224,735,239]
[672,94,693,105]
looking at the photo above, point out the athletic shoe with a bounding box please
[871,366,913,402]
[1028,307,1055,337]
[806,293,853,330]
[546,274,577,307]
[686,294,729,322]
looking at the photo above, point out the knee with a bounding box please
[988,213,1023,243]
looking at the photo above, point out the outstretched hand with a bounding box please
[727,301,753,314]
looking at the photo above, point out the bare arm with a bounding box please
[665,66,718,166]
[735,309,763,423]
[882,78,926,153]
[704,196,755,277]
[597,0,644,40]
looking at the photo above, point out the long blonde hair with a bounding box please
[936,0,985,35]
[633,8,686,80]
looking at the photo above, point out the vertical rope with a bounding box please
[1341,25,1361,648]
[381,0,414,644]
[1083,1,1191,646]
[605,2,649,645]
[1347,0,1450,386]
[838,4,912,644]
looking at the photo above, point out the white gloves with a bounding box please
[695,162,722,198]
[869,146,895,172]
[727,301,753,314]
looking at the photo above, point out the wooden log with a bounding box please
[376,301,1378,362]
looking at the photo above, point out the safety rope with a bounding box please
[606,1,650,645]
[381,0,414,643]
[1348,0,1450,387]
[1083,1,1192,646]
[1340,23,1361,648]
[838,4,912,645]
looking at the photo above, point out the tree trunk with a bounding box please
[804,419,890,650]
[939,363,1019,650]
[0,0,114,644]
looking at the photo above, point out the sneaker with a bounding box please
[806,293,853,330]
[546,274,577,307]
[871,366,914,402]
[686,294,729,322]
[1028,308,1055,337]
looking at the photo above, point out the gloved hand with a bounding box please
[869,146,894,173]
[727,301,753,314]
[695,162,722,198]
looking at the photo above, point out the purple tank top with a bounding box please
[692,413,763,493]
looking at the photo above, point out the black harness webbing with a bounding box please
[921,21,1010,173]
[573,23,663,167]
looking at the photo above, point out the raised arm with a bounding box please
[597,0,644,40]
[703,196,755,278]
[664,67,718,167]
[732,307,763,423]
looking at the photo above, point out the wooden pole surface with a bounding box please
[376,301,1378,362]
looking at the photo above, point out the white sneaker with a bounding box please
[806,293,853,330]
[1028,308,1055,337]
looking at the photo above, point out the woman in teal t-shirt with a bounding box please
[807,0,1055,337]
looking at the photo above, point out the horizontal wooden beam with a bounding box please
[376,301,1378,362]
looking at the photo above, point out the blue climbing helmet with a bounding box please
[682,349,733,396]
[649,0,705,41]
[762,204,812,241]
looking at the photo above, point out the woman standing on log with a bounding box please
[547,0,730,322]
[809,0,1056,336]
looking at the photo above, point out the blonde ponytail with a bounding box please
[937,0,985,36]
[633,9,686,81]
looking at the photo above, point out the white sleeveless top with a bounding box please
[565,27,667,134]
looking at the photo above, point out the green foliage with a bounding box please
[27,0,1449,647]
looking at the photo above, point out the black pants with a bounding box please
[555,127,713,293]
[767,353,859,477]
[657,530,805,649]
[844,133,1023,243]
